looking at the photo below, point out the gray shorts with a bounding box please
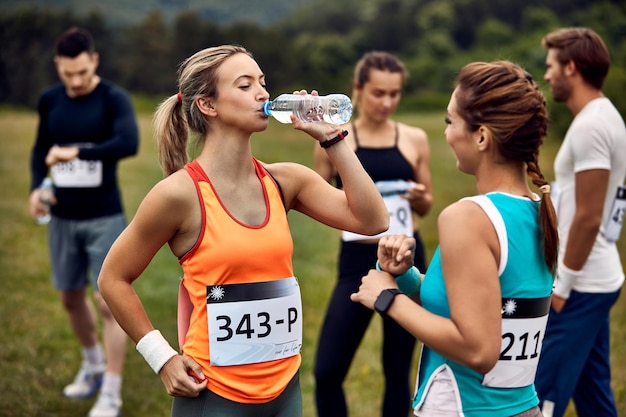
[47,213,126,292]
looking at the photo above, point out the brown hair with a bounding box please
[153,45,252,176]
[542,27,610,90]
[455,61,558,273]
[352,51,408,111]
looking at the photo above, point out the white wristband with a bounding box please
[553,262,583,300]
[136,330,178,374]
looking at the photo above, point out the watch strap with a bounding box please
[320,130,348,148]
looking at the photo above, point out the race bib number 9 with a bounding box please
[482,296,551,388]
[343,195,413,241]
[207,277,302,366]
[51,158,103,187]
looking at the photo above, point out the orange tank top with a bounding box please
[179,158,301,403]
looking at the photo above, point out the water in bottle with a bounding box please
[263,93,352,124]
[37,177,54,225]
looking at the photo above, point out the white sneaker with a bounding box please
[63,361,105,399]
[88,392,122,417]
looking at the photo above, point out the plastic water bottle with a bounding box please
[263,93,352,124]
[37,177,54,225]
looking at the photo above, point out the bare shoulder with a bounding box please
[130,168,201,257]
[136,169,198,220]
[438,199,501,289]
[152,169,196,203]
[261,160,306,178]
[262,161,320,208]
[262,160,317,186]
[262,159,304,187]
[398,122,429,145]
[397,122,430,168]
[438,199,494,241]
[397,122,430,163]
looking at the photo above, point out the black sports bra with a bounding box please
[335,122,415,188]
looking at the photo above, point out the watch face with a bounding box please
[375,289,401,314]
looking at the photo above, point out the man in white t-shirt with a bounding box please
[535,27,626,417]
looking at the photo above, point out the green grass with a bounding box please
[1,109,625,417]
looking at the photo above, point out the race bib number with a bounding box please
[482,296,551,388]
[602,185,626,242]
[207,277,302,366]
[51,158,103,187]
[343,195,413,241]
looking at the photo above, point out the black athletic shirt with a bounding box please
[30,79,139,219]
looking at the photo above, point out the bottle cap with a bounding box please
[262,101,272,116]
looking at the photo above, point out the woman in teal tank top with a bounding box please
[351,61,559,417]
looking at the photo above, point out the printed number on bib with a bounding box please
[602,185,626,242]
[51,158,103,187]
[482,297,550,388]
[343,195,413,241]
[207,278,302,366]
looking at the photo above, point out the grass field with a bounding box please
[1,108,625,417]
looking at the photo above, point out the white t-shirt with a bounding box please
[553,97,626,295]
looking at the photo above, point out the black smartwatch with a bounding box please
[374,288,402,315]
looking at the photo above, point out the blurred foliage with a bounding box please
[0,0,624,138]
[0,0,313,27]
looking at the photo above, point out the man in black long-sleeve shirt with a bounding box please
[28,27,138,417]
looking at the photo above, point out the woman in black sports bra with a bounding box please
[313,51,433,417]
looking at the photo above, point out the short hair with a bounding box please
[55,27,95,58]
[542,27,610,89]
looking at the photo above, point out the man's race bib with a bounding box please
[342,180,414,241]
[207,277,302,366]
[51,158,103,187]
[602,185,626,242]
[482,296,551,388]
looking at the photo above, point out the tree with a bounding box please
[171,11,225,69]
[474,18,515,55]
[290,32,357,94]
[119,11,172,95]
[1,0,625,111]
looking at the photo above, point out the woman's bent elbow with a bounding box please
[466,349,500,375]
[474,359,499,375]
[97,273,115,301]
[368,217,389,236]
